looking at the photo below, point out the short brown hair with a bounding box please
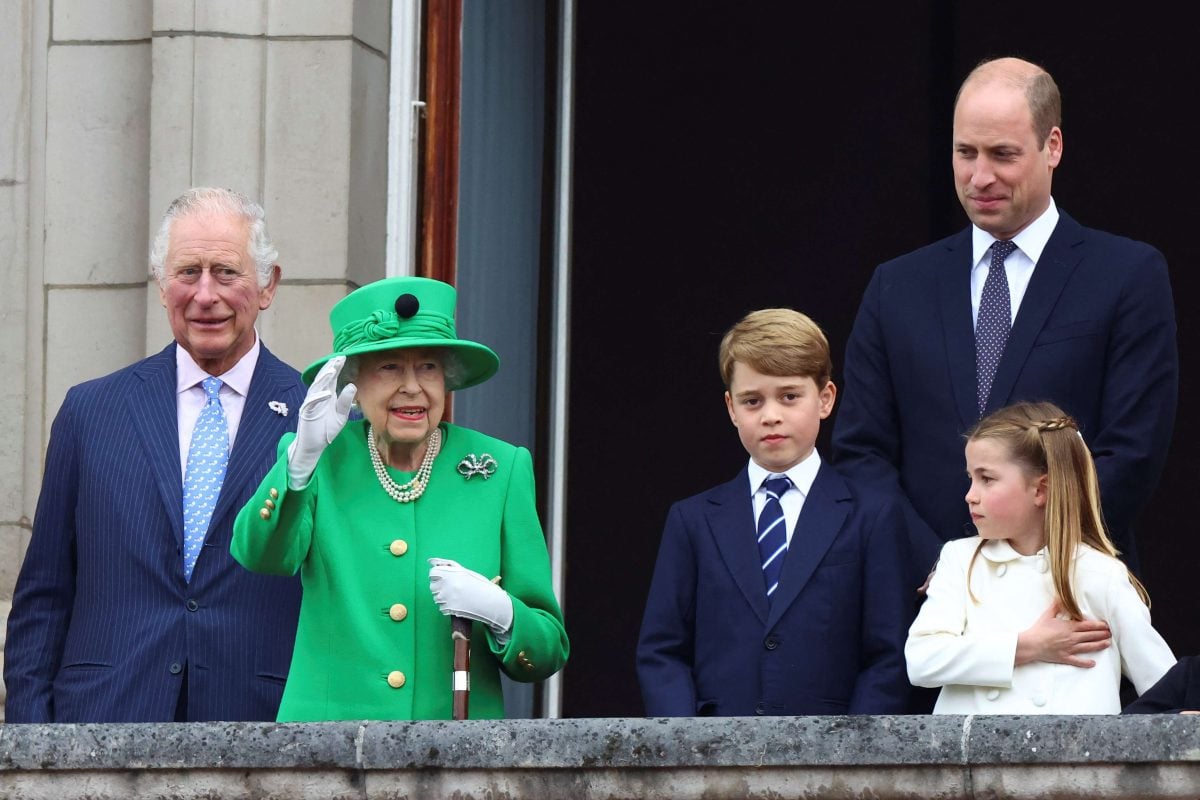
[718,308,832,388]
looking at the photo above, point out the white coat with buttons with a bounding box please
[905,537,1175,714]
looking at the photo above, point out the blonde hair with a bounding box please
[718,308,832,389]
[965,401,1148,618]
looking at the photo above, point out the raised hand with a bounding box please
[287,356,357,489]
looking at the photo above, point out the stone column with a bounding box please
[0,3,35,719]
[1,0,155,722]
[146,0,392,368]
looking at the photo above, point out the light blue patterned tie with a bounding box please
[757,475,792,602]
[182,377,229,582]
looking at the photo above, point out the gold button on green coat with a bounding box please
[232,421,569,721]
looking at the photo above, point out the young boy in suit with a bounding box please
[636,308,911,716]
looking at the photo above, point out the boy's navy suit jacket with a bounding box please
[636,460,911,716]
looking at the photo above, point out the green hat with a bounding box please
[302,277,499,389]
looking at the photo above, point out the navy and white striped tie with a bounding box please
[757,475,792,601]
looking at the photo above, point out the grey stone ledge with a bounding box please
[0,715,1198,799]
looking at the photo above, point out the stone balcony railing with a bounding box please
[2,714,1199,799]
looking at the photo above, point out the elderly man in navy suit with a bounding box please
[833,56,1177,591]
[5,187,305,722]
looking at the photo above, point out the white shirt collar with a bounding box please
[746,448,822,499]
[175,331,261,398]
[978,537,1067,563]
[971,196,1059,267]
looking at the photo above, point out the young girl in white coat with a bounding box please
[905,401,1174,714]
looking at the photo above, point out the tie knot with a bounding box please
[201,376,223,401]
[991,240,1016,265]
[763,475,792,499]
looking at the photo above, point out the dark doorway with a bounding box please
[564,2,1200,717]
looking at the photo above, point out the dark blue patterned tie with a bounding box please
[976,239,1017,416]
[757,475,791,601]
[182,377,229,582]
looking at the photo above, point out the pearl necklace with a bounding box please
[367,424,441,503]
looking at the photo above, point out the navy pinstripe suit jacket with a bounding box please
[4,342,305,722]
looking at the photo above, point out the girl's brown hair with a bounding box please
[966,401,1148,618]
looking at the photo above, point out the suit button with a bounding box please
[755,703,766,715]
[186,599,199,612]
[996,564,1007,577]
[169,662,183,675]
[259,507,272,520]
[387,670,406,688]
[1037,557,1049,574]
[390,539,408,557]
[1032,694,1047,707]
[764,636,780,650]
[985,689,1000,701]
[389,603,408,621]
[269,488,279,499]
[264,498,276,510]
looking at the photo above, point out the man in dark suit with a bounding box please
[833,57,1177,589]
[4,187,305,722]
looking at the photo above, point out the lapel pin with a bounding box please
[457,454,498,481]
[268,401,289,417]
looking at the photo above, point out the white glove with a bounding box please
[429,557,514,642]
[286,356,357,490]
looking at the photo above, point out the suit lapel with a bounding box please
[766,463,850,627]
[985,213,1084,413]
[937,229,980,429]
[127,344,185,547]
[705,469,770,625]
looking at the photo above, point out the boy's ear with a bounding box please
[724,391,738,426]
[818,380,837,419]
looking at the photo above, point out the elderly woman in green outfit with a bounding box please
[231,277,568,721]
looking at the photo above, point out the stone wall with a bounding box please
[2,715,1200,799]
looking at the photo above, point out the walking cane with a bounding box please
[450,574,502,720]
[451,615,472,720]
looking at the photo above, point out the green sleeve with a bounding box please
[231,432,316,576]
[487,446,570,682]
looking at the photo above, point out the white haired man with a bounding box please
[5,188,305,722]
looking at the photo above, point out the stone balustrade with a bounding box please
[2,714,1199,799]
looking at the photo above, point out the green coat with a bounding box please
[231,421,568,721]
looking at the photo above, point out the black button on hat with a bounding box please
[395,293,420,319]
